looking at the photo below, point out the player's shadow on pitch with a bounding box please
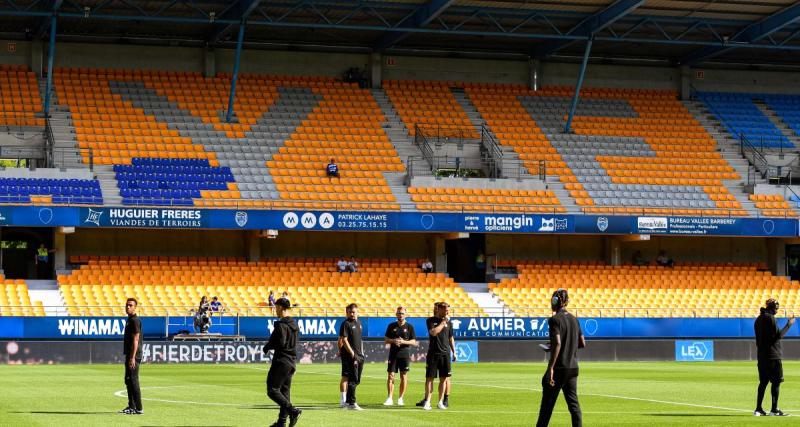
[240,404,342,411]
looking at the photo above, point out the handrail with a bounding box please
[480,123,503,178]
[739,133,793,183]
[412,124,435,170]
[44,116,57,168]
[6,304,797,319]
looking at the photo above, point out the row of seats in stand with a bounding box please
[408,187,565,213]
[698,92,794,148]
[465,83,745,217]
[764,94,800,138]
[0,65,45,127]
[60,256,482,317]
[0,177,103,205]
[0,279,45,316]
[115,158,237,206]
[490,261,795,318]
[749,194,798,217]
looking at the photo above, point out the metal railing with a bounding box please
[580,205,798,219]
[6,305,797,319]
[739,133,794,184]
[415,123,479,147]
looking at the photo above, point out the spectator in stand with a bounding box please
[327,158,340,179]
[269,290,276,308]
[337,257,349,273]
[421,259,433,274]
[632,251,648,266]
[347,256,359,273]
[656,250,674,268]
[210,296,224,316]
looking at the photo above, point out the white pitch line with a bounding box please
[116,365,752,415]
[294,367,752,414]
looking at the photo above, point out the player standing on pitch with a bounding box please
[383,306,417,406]
[339,303,365,410]
[418,302,455,410]
[754,298,795,416]
[263,297,302,427]
[536,289,584,427]
[120,298,143,415]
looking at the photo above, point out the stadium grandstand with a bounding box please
[3,0,800,424]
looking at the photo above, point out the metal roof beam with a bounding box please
[34,0,62,39]
[534,0,644,58]
[680,2,800,65]
[207,0,262,45]
[372,0,456,51]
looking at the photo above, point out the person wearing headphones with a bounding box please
[754,298,795,416]
[536,289,585,427]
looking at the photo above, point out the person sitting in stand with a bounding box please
[327,158,340,179]
[656,250,674,268]
[421,259,433,274]
[210,296,224,315]
[337,257,348,273]
[347,256,358,273]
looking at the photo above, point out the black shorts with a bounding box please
[425,354,452,378]
[758,359,784,383]
[341,355,363,378]
[387,357,411,373]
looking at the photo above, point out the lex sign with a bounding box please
[675,340,714,362]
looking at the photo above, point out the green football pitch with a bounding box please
[1,361,800,426]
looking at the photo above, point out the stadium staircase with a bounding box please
[460,282,516,317]
[25,280,65,316]
[369,88,425,210]
[38,78,85,169]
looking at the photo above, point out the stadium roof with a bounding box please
[3,0,800,66]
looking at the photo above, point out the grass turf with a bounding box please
[1,361,799,426]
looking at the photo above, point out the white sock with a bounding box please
[341,392,347,402]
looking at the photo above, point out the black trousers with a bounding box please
[343,355,364,404]
[124,358,142,411]
[267,361,296,420]
[536,370,582,427]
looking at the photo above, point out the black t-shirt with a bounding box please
[549,310,582,371]
[339,318,363,357]
[426,316,453,357]
[755,311,787,360]
[124,314,143,360]
[385,321,416,359]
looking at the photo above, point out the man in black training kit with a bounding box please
[120,298,143,415]
[536,289,585,427]
[338,303,365,410]
[754,298,795,416]
[418,301,455,410]
[263,297,302,427]
[383,306,417,406]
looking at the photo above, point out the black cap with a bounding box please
[275,298,291,309]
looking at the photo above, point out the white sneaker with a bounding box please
[347,403,364,411]
[397,397,404,406]
[340,401,347,408]
[423,402,432,411]
[383,397,393,406]
[437,402,447,410]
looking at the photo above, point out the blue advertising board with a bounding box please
[3,316,796,340]
[0,205,793,237]
[455,341,479,363]
[675,340,714,361]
